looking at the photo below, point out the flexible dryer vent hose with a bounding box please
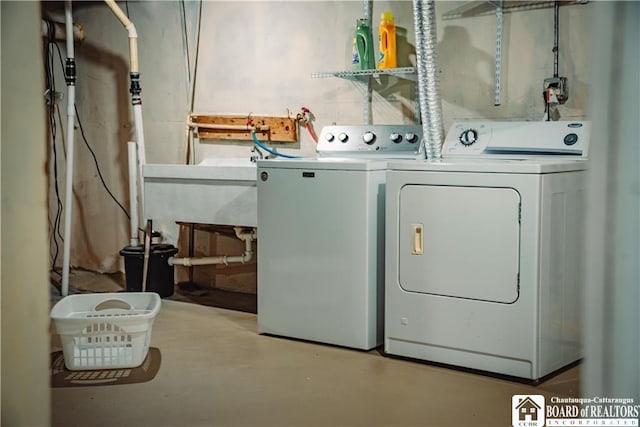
[413,0,445,159]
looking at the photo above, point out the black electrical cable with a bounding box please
[74,105,132,221]
[44,21,65,274]
[50,36,133,224]
[51,39,66,247]
[45,32,136,272]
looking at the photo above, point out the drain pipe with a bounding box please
[104,0,146,207]
[413,0,445,160]
[169,227,257,267]
[41,19,84,43]
[127,142,139,246]
[61,0,77,297]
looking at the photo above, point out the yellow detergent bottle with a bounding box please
[378,11,397,69]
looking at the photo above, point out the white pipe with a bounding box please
[64,5,74,54]
[104,0,146,214]
[61,0,75,297]
[133,104,146,205]
[41,19,84,43]
[104,0,139,72]
[186,117,270,132]
[169,227,257,267]
[127,142,139,247]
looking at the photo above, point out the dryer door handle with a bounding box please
[411,224,424,255]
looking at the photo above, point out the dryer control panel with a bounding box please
[317,125,423,158]
[443,121,590,158]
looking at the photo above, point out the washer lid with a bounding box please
[256,157,389,171]
[387,158,587,173]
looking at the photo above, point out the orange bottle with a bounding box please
[378,11,397,69]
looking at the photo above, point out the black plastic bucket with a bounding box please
[119,244,178,298]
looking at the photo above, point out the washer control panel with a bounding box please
[443,121,590,158]
[317,125,423,158]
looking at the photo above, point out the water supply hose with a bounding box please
[251,131,301,159]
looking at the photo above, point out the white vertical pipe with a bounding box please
[104,0,145,214]
[61,0,75,297]
[127,142,139,247]
[65,5,74,53]
[104,0,138,68]
[363,0,373,125]
[133,104,146,208]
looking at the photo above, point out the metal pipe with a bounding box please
[413,0,444,160]
[553,0,560,77]
[363,0,374,125]
[141,220,152,292]
[61,0,76,297]
[188,223,195,283]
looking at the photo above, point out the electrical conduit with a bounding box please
[413,0,444,159]
[169,227,257,267]
[61,0,76,297]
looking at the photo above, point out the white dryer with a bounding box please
[257,125,422,350]
[384,121,590,380]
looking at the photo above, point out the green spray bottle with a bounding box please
[352,18,375,70]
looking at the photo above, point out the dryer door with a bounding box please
[398,185,520,303]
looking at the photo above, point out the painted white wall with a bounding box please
[1,1,51,424]
[45,1,592,273]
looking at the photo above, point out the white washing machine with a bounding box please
[384,120,590,379]
[257,125,422,350]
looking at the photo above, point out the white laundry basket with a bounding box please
[51,292,161,370]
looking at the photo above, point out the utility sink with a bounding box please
[143,158,257,227]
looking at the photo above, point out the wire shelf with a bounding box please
[311,67,417,82]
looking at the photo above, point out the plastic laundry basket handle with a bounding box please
[93,299,133,312]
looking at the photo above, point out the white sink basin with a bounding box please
[143,158,257,227]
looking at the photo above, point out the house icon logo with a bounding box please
[512,395,545,427]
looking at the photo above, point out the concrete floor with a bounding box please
[50,271,580,427]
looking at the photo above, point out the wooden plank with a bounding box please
[191,115,298,143]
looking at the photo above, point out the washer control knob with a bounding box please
[362,131,376,145]
[563,133,578,146]
[459,129,478,146]
[325,133,335,142]
[405,133,418,143]
[338,132,349,143]
[390,132,402,143]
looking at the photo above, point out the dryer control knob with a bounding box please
[459,129,478,146]
[390,132,402,143]
[338,132,349,143]
[363,131,376,145]
[405,133,418,143]
[325,133,335,142]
